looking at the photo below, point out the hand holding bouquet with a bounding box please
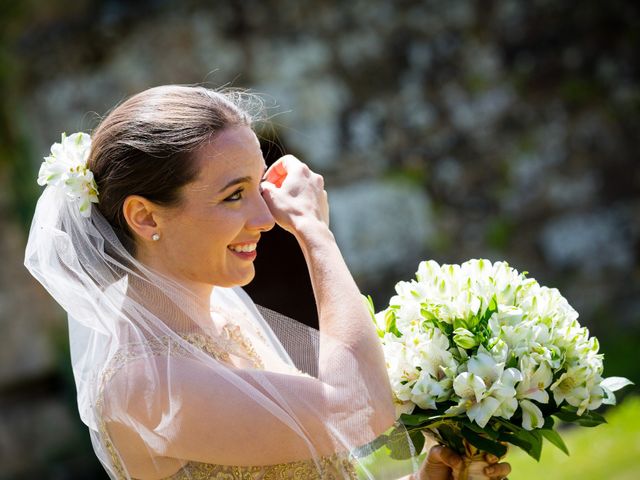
[368,259,633,480]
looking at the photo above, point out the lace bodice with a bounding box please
[96,319,358,479]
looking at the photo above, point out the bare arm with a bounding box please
[261,155,395,424]
[294,219,395,423]
[104,356,347,469]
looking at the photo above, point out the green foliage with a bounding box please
[461,426,508,458]
[540,427,569,456]
[356,397,640,480]
[553,405,607,427]
[383,397,610,465]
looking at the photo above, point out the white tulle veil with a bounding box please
[24,173,419,477]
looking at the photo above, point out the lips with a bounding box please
[227,240,259,260]
[227,241,258,253]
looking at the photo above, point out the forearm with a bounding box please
[294,219,395,424]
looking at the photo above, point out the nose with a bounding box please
[248,193,275,233]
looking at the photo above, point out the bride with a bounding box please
[24,85,510,480]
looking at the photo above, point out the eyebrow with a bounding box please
[218,165,268,193]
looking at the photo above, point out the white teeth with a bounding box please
[229,243,257,253]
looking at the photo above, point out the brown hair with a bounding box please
[87,85,260,255]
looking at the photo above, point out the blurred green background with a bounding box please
[0,0,638,479]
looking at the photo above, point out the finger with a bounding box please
[273,158,288,174]
[266,157,288,175]
[259,181,277,200]
[264,164,286,186]
[427,445,462,470]
[484,462,511,478]
[264,156,292,185]
[484,453,500,464]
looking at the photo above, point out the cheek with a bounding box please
[166,207,245,261]
[164,214,213,254]
[199,210,244,251]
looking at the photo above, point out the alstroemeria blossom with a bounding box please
[517,357,553,404]
[38,132,98,217]
[446,348,523,427]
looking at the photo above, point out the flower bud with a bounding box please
[453,328,479,349]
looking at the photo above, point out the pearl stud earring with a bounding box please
[151,233,160,241]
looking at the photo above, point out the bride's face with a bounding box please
[154,125,275,288]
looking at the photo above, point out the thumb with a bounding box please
[428,445,463,469]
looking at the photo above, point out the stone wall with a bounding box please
[1,0,638,477]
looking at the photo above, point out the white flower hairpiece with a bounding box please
[37,132,99,218]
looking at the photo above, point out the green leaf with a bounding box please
[505,352,519,369]
[385,310,401,337]
[400,413,435,426]
[528,429,543,461]
[352,433,389,458]
[420,307,436,321]
[460,427,508,458]
[479,295,498,324]
[436,423,465,454]
[497,431,532,456]
[364,294,375,320]
[553,408,580,423]
[462,419,500,440]
[409,428,426,456]
[576,411,607,427]
[497,426,543,461]
[554,406,607,427]
[488,295,498,313]
[453,318,467,330]
[387,426,417,460]
[541,428,570,456]
[493,417,524,432]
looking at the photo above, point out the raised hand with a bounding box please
[260,155,330,236]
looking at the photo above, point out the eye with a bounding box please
[224,188,244,202]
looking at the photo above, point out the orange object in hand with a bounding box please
[264,160,287,188]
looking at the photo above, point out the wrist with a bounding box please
[292,218,334,246]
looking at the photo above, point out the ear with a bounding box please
[122,195,159,242]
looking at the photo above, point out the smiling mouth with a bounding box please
[227,243,257,253]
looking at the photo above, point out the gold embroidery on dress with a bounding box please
[96,327,357,479]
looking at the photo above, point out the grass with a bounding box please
[508,395,640,480]
[356,395,640,479]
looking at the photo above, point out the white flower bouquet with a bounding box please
[366,259,632,478]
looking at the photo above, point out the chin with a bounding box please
[237,270,256,287]
[236,278,254,288]
[213,269,255,288]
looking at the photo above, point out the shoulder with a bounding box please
[100,342,168,422]
[100,335,228,423]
